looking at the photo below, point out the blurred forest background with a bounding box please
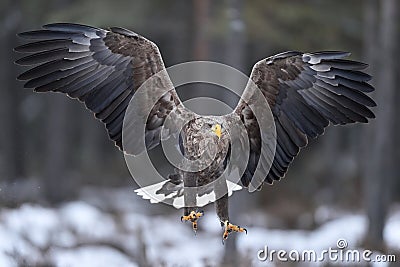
[0,0,399,266]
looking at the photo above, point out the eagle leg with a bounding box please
[181,173,202,232]
[181,210,203,232]
[216,194,247,242]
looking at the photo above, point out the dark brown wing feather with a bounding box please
[233,51,375,186]
[15,23,185,154]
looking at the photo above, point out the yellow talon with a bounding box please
[181,211,203,232]
[222,220,247,241]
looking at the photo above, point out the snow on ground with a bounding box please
[49,246,138,267]
[0,187,398,267]
[238,216,369,266]
[59,201,117,240]
[384,210,400,250]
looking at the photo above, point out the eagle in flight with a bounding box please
[15,23,375,241]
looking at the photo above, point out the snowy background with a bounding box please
[0,186,399,267]
[1,0,400,266]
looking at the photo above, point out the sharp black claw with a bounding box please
[180,216,183,222]
[244,228,248,234]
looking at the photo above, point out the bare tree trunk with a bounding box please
[42,0,76,203]
[352,1,380,188]
[320,126,342,201]
[0,0,25,181]
[363,0,379,76]
[193,0,210,61]
[360,0,379,168]
[79,112,103,175]
[363,0,398,251]
[188,0,211,112]
[222,0,246,266]
[43,95,74,202]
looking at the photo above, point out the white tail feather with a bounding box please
[134,180,242,209]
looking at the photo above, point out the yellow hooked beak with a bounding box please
[212,124,222,139]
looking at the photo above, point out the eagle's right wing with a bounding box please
[15,23,191,155]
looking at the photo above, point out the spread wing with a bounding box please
[15,23,190,154]
[232,51,375,186]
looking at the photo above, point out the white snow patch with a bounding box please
[202,211,223,234]
[59,201,117,239]
[0,253,15,267]
[238,215,367,266]
[1,204,59,248]
[49,246,138,267]
[384,210,400,250]
[125,213,223,266]
[0,217,45,266]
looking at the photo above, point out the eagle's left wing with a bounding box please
[229,51,375,189]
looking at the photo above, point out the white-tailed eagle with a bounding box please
[15,23,375,240]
